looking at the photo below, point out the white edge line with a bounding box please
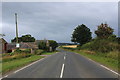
[100,65,120,76]
[60,64,65,78]
[1,52,59,79]
[74,52,120,76]
[13,52,59,73]
[1,75,8,79]
[14,58,44,73]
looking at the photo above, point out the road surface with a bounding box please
[3,49,119,78]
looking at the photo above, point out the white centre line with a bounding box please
[64,56,66,60]
[60,63,65,78]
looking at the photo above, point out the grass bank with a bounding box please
[2,55,44,74]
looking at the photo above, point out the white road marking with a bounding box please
[64,56,66,60]
[1,52,59,78]
[74,52,120,76]
[14,58,45,73]
[100,65,120,76]
[60,63,65,78]
[4,75,8,78]
[88,59,92,61]
[14,53,59,73]
[0,75,8,79]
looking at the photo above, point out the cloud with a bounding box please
[2,2,118,43]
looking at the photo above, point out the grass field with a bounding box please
[2,55,44,74]
[62,45,77,48]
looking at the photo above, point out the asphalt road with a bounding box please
[4,49,119,78]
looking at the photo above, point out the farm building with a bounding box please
[7,42,38,53]
[0,38,7,54]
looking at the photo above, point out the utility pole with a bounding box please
[15,13,19,48]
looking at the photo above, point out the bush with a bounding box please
[9,52,15,56]
[22,49,31,53]
[34,50,44,55]
[2,53,32,62]
[80,39,120,53]
[14,48,22,53]
[38,40,58,51]
[14,49,31,53]
[107,51,119,59]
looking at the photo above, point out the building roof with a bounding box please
[7,42,38,50]
[0,38,7,44]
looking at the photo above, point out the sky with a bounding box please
[2,2,118,43]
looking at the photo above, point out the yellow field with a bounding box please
[62,45,77,48]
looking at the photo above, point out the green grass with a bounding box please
[62,48,119,72]
[76,51,118,72]
[2,55,45,74]
[41,51,57,55]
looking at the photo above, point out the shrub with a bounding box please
[22,49,31,53]
[82,50,96,54]
[14,49,31,53]
[14,48,22,53]
[38,40,58,52]
[107,51,119,59]
[80,39,120,53]
[2,53,32,62]
[34,50,44,55]
[9,52,15,56]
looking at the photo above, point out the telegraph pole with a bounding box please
[15,13,19,48]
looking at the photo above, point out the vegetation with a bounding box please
[1,48,57,74]
[62,45,77,48]
[80,37,120,53]
[2,53,32,62]
[76,50,118,71]
[2,55,44,74]
[11,34,35,42]
[41,51,57,55]
[34,49,44,55]
[38,40,58,51]
[71,24,92,46]
[95,23,114,39]
[68,22,119,71]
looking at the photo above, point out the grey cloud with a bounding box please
[2,2,118,43]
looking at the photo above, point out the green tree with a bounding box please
[108,35,117,42]
[49,40,58,51]
[38,40,58,51]
[71,24,92,45]
[38,41,48,50]
[11,34,35,42]
[95,23,114,39]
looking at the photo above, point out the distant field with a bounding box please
[62,45,77,48]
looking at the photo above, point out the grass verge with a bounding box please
[62,48,118,72]
[41,51,57,55]
[2,55,45,74]
[76,50,118,72]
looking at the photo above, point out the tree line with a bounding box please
[71,23,120,46]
